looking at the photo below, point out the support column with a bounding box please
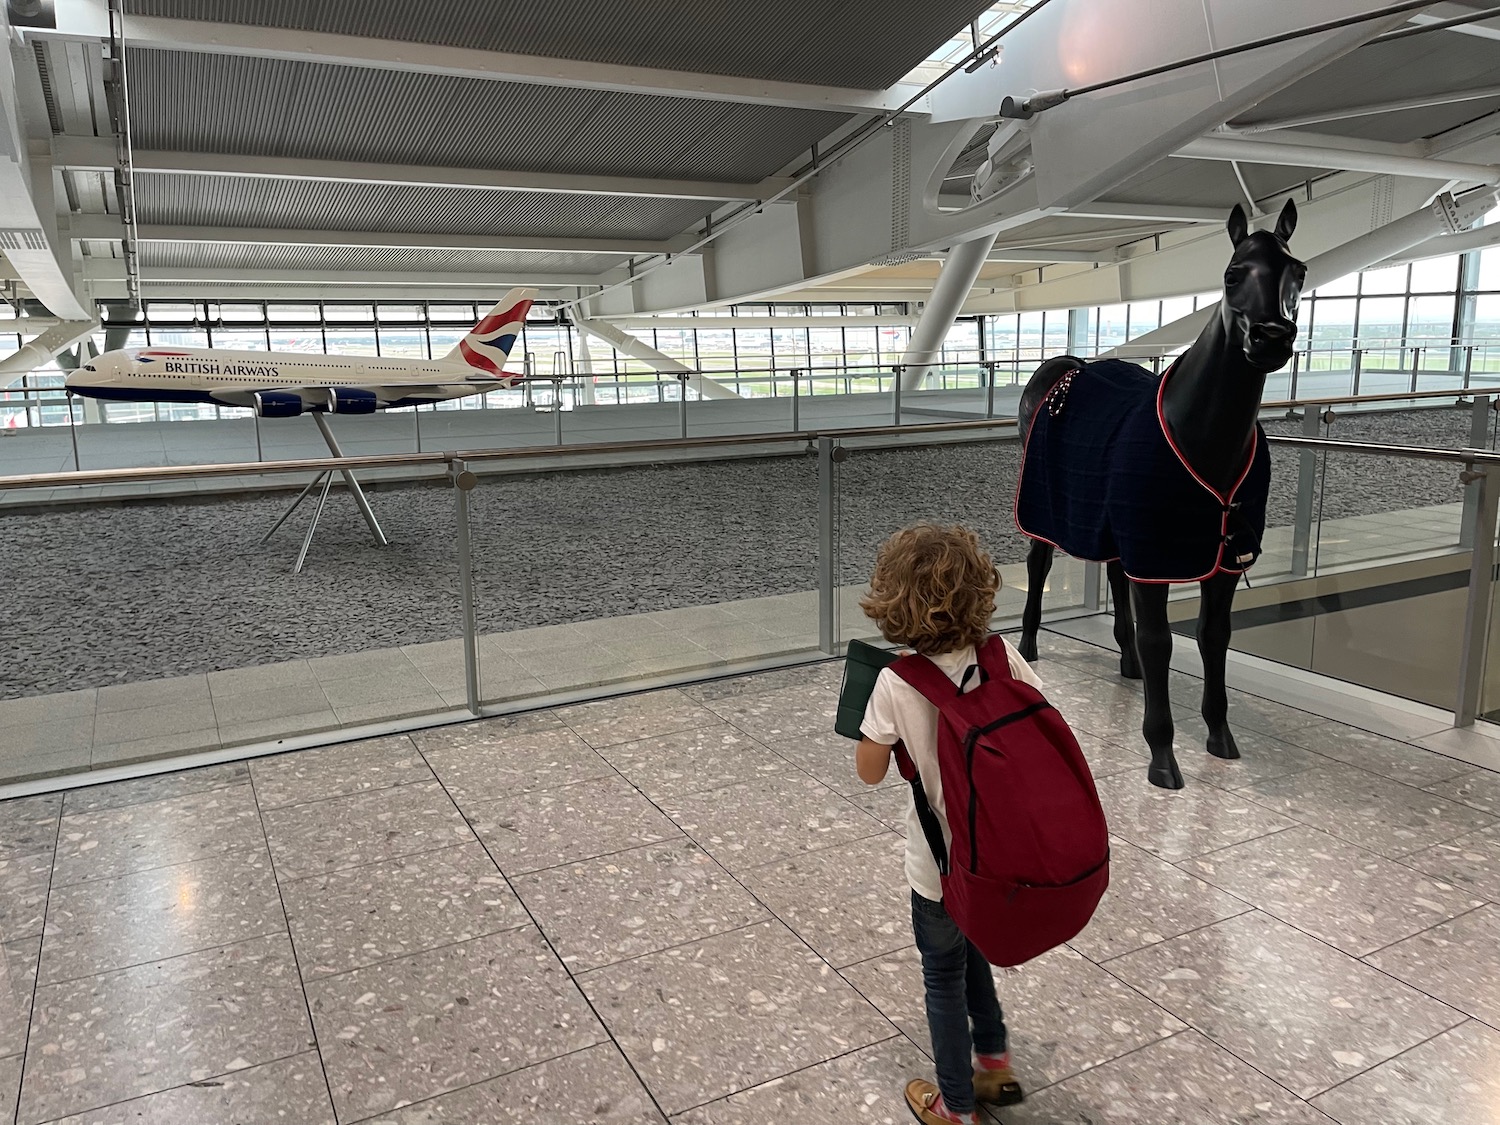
[573,323,596,406]
[900,232,998,390]
[573,314,741,400]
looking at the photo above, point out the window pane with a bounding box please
[1479,246,1500,292]
[266,304,321,321]
[1360,264,1408,295]
[210,303,263,322]
[1409,255,1460,293]
[429,303,478,323]
[376,327,428,358]
[1314,273,1358,297]
[149,327,208,348]
[1126,301,1160,337]
[1159,296,1194,327]
[376,305,425,322]
[146,302,200,321]
[1356,296,1405,344]
[1406,294,1456,343]
[1309,297,1356,351]
[1041,311,1067,355]
[269,329,325,353]
[1096,304,1128,349]
[323,330,379,355]
[324,304,374,322]
[210,328,268,350]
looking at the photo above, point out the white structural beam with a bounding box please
[1179,134,1500,185]
[901,232,998,389]
[68,218,674,256]
[1231,84,1500,134]
[81,262,607,288]
[1101,187,1500,358]
[52,137,786,202]
[606,314,917,330]
[0,318,98,383]
[572,314,740,400]
[33,8,925,115]
[1063,202,1228,224]
[1407,3,1500,41]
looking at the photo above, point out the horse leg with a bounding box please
[1106,561,1141,680]
[1017,540,1053,663]
[1197,570,1241,760]
[1130,580,1182,789]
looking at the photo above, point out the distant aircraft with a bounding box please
[65,289,537,416]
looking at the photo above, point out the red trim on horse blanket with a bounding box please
[1014,359,1271,584]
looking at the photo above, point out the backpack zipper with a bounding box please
[962,699,1054,873]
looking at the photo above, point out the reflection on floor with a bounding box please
[0,630,1497,1123]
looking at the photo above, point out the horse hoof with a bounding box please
[1206,730,1241,760]
[1148,761,1185,790]
[1119,652,1142,680]
[1017,637,1039,663]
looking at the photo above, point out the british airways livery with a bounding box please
[65,289,537,416]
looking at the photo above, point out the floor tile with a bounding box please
[1108,911,1464,1098]
[40,849,285,984]
[0,939,39,1058]
[61,762,249,815]
[306,927,605,1123]
[1242,765,1498,859]
[1365,904,1500,1027]
[89,727,223,769]
[1182,826,1482,958]
[1280,721,1472,787]
[207,659,314,697]
[1403,824,1500,899]
[466,776,682,877]
[408,710,565,754]
[836,946,931,1058]
[1424,767,1500,815]
[52,786,264,886]
[1174,719,1328,790]
[49,1052,336,1125]
[218,710,341,747]
[673,1036,926,1125]
[0,849,52,944]
[701,683,840,743]
[762,730,890,795]
[94,701,218,744]
[739,834,909,967]
[250,733,432,809]
[516,839,767,972]
[18,934,313,1125]
[1072,731,1149,781]
[262,780,474,882]
[663,774,885,873]
[1223,690,1324,738]
[1312,1019,1500,1125]
[424,726,615,805]
[0,689,95,728]
[282,841,527,980]
[596,723,785,800]
[554,689,724,750]
[1095,774,1297,862]
[0,795,61,858]
[0,1054,17,1125]
[1068,839,1251,963]
[361,1043,664,1124]
[848,785,910,836]
[0,717,97,758]
[210,681,331,728]
[579,920,891,1115]
[96,675,209,714]
[1003,1029,1334,1125]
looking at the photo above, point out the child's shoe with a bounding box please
[904,1079,978,1124]
[972,1052,1024,1106]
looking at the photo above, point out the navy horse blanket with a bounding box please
[1014,359,1270,584]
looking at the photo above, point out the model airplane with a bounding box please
[65,288,537,415]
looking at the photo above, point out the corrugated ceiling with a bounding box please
[138,242,624,275]
[128,0,994,89]
[136,174,716,242]
[127,49,852,184]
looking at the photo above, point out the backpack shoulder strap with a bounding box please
[978,635,1016,681]
[891,739,950,877]
[889,653,960,704]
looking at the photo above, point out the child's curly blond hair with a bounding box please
[859,523,1001,656]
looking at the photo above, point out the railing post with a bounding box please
[1464,345,1475,390]
[450,457,481,716]
[1288,349,1300,401]
[1290,407,1325,577]
[1456,462,1498,727]
[677,372,690,438]
[1462,396,1493,549]
[1352,348,1363,396]
[790,368,800,432]
[553,375,565,446]
[984,361,996,419]
[817,437,843,655]
[1410,346,1422,395]
[892,365,903,425]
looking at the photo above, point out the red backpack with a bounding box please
[890,636,1110,967]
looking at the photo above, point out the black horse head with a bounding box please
[1222,199,1306,372]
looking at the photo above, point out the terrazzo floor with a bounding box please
[0,630,1497,1123]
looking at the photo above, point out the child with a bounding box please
[854,523,1040,1125]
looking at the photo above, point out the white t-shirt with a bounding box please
[859,638,1045,902]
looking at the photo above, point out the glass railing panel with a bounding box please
[834,431,1087,648]
[467,442,822,705]
[0,465,466,787]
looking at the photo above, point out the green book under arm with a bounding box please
[835,638,900,740]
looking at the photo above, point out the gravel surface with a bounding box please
[1,406,1482,699]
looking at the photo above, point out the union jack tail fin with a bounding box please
[441,288,537,384]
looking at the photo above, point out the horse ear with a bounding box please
[1274,198,1298,242]
[1227,205,1248,247]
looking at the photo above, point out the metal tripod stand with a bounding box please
[261,412,389,573]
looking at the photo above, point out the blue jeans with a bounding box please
[911,890,1008,1115]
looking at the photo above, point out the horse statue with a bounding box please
[1013,200,1305,790]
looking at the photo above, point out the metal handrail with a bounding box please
[1265,435,1500,464]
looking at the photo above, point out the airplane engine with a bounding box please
[329,387,379,414]
[253,391,305,418]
